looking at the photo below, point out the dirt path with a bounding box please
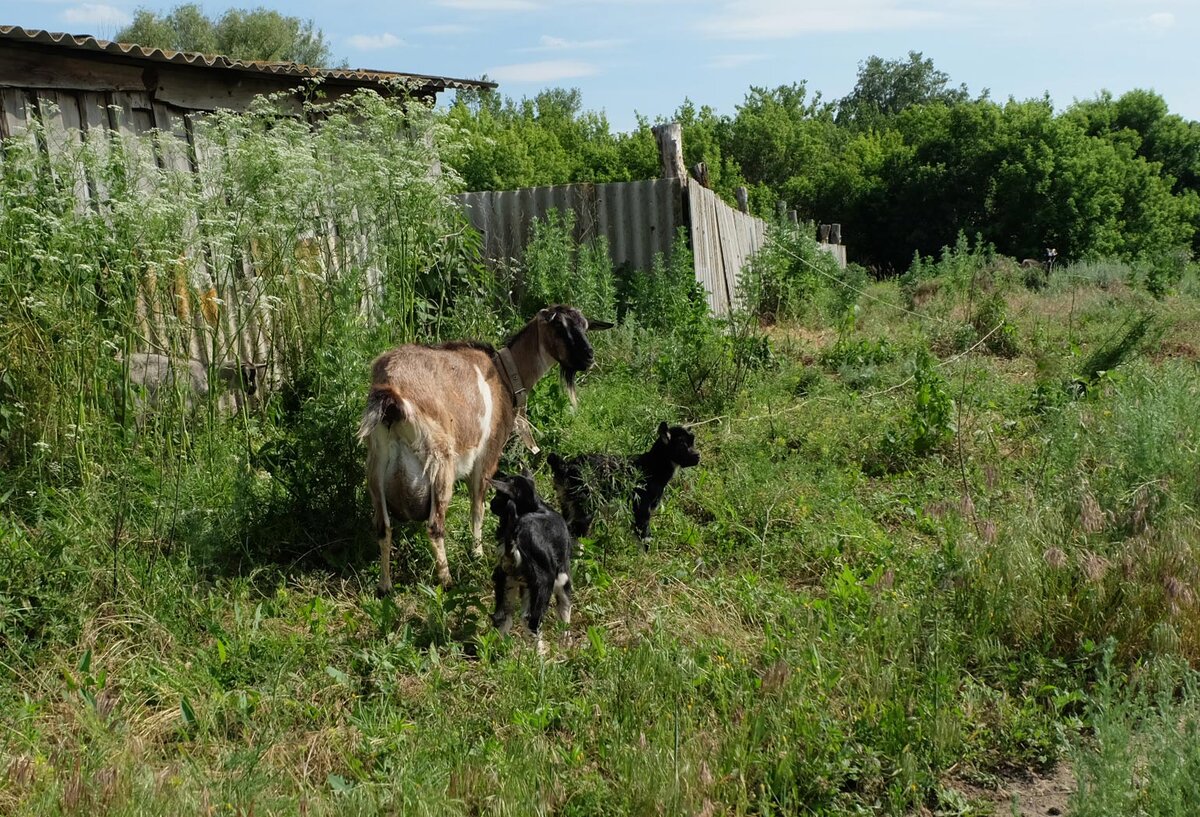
[948,765,1076,816]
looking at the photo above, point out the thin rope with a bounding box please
[777,243,953,326]
[685,321,1005,431]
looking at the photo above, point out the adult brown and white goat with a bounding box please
[357,305,612,592]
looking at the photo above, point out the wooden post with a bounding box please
[652,122,686,182]
[776,200,787,221]
[690,161,711,188]
[830,223,842,244]
[788,210,799,229]
[735,186,749,213]
[818,224,831,243]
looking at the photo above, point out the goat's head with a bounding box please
[218,361,268,396]
[536,305,613,405]
[657,422,701,468]
[489,470,540,515]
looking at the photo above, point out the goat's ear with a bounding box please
[658,421,670,442]
[537,307,555,323]
[586,319,615,331]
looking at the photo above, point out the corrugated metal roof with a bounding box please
[0,25,495,92]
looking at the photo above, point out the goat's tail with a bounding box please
[358,384,408,441]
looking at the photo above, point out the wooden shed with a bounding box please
[0,24,493,132]
[0,25,494,372]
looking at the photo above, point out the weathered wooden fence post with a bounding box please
[819,223,831,243]
[690,161,710,188]
[776,200,787,221]
[652,122,686,181]
[735,186,749,213]
[830,223,842,244]
[788,210,799,229]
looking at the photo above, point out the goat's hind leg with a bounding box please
[426,450,455,587]
[368,467,394,597]
[554,571,572,625]
[526,580,551,656]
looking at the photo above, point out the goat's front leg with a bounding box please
[467,467,486,559]
[492,565,514,634]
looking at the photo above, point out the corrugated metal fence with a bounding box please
[457,179,684,277]
[459,179,771,316]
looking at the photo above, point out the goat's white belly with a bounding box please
[454,366,495,480]
[376,432,431,519]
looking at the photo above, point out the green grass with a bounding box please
[5,99,1200,815]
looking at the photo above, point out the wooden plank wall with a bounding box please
[0,86,276,372]
[687,183,767,316]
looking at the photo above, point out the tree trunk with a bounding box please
[652,123,685,181]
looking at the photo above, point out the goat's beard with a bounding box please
[560,366,579,408]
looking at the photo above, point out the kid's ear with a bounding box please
[586,319,615,331]
[658,421,670,441]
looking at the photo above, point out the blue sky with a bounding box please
[8,1,1199,131]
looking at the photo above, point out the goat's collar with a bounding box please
[495,346,541,454]
[495,347,527,409]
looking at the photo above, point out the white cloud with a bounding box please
[1146,11,1175,29]
[697,0,943,39]
[436,0,538,9]
[523,34,628,51]
[709,53,768,69]
[416,24,475,34]
[485,59,598,82]
[346,32,404,50]
[61,3,131,28]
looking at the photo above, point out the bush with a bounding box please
[635,232,769,418]
[871,347,954,471]
[520,209,616,321]
[900,232,994,309]
[742,224,845,323]
[970,292,1020,358]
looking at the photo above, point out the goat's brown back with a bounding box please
[370,345,515,456]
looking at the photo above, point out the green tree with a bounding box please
[117,4,336,66]
[446,87,651,191]
[837,51,973,130]
[726,82,841,215]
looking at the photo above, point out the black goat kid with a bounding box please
[548,422,700,545]
[489,472,573,655]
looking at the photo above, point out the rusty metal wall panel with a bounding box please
[458,178,684,277]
